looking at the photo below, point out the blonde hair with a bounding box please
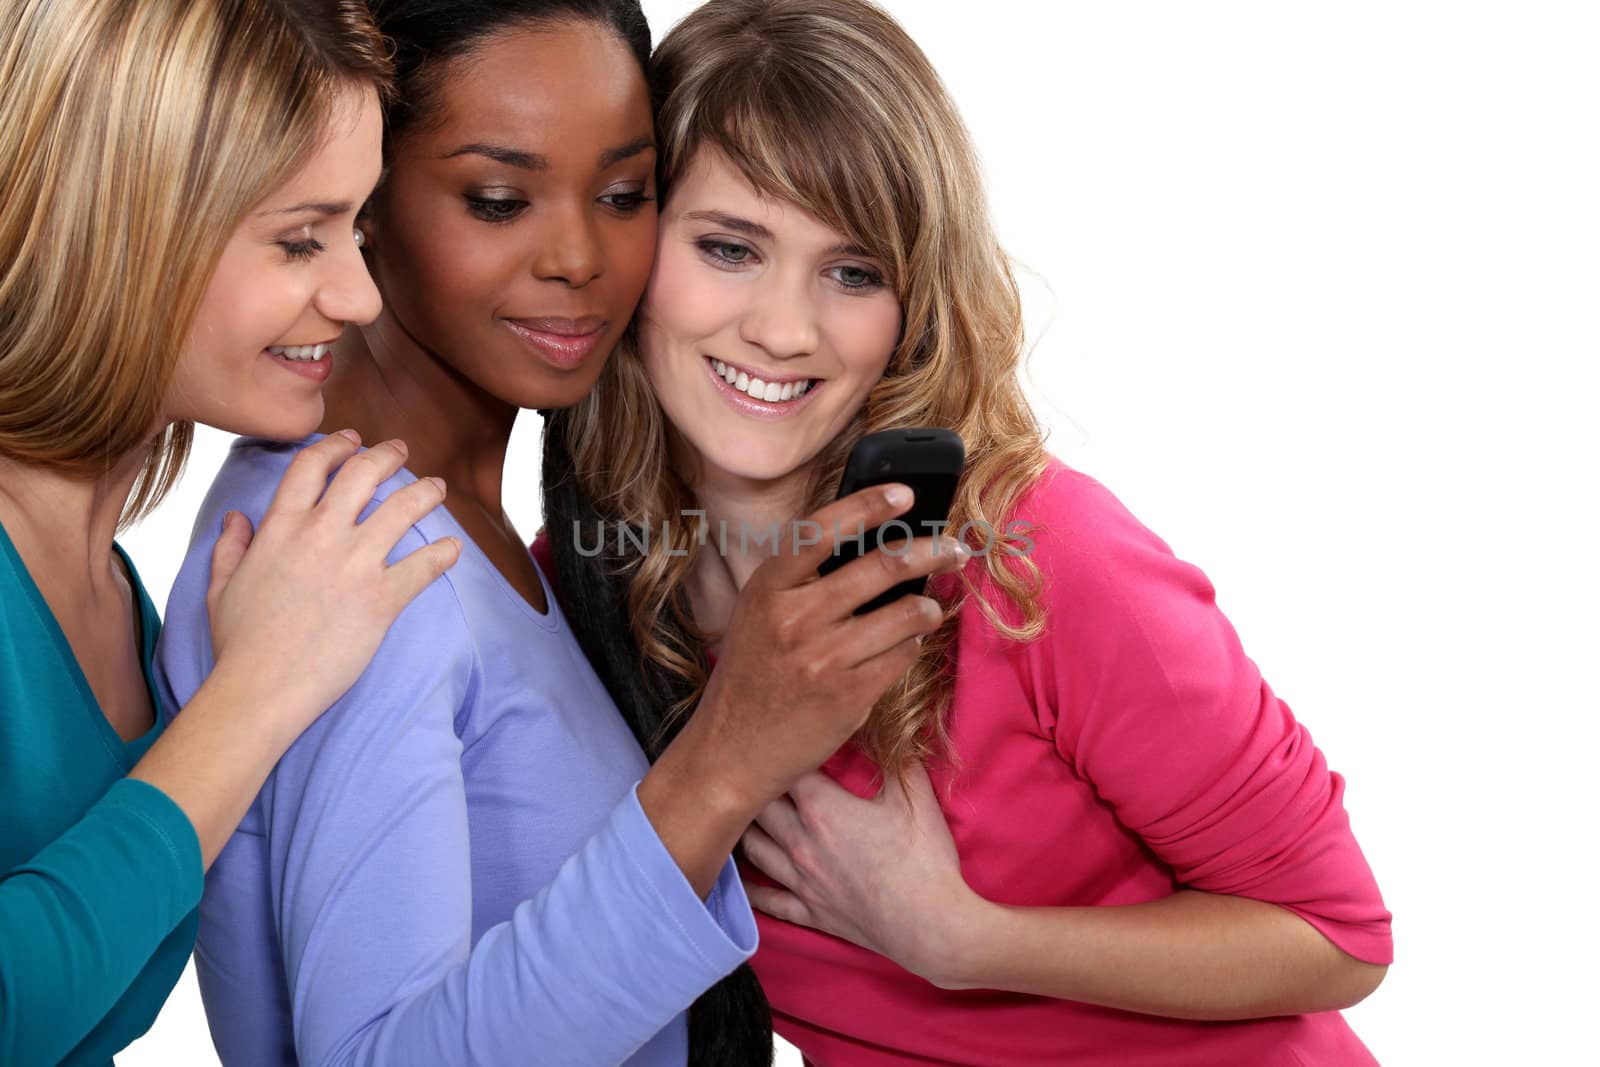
[0,0,392,527]
[560,0,1050,777]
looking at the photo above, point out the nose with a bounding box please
[738,272,821,360]
[317,233,383,326]
[531,201,604,288]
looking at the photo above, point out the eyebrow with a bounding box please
[267,201,355,217]
[599,136,656,168]
[444,136,656,171]
[684,210,875,258]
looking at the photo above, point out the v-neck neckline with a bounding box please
[0,518,162,767]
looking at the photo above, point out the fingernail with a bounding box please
[954,541,973,562]
[884,485,912,508]
[427,476,446,494]
[336,428,361,444]
[220,510,237,532]
[388,438,408,457]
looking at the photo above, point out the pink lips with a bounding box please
[704,355,823,421]
[505,316,608,370]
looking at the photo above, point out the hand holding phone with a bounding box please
[817,428,965,614]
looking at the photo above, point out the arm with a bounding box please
[940,887,1386,1019]
[141,434,457,867]
[742,468,1391,1019]
[184,483,956,1064]
[0,436,450,1065]
[744,769,1385,1021]
[0,780,200,1066]
[221,569,753,1067]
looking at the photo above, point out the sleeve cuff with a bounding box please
[99,777,206,915]
[613,783,758,972]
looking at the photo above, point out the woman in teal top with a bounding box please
[0,2,461,1063]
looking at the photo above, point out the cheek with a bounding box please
[640,248,729,364]
[603,214,660,310]
[183,248,304,368]
[383,211,511,311]
[836,296,903,386]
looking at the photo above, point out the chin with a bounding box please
[702,442,811,485]
[221,406,325,444]
[510,367,611,412]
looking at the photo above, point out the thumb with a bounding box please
[206,511,254,614]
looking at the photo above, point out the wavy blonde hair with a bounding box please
[0,0,391,527]
[560,0,1049,776]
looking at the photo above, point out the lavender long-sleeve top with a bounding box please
[155,435,756,1066]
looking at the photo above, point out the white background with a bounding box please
[120,2,1598,1064]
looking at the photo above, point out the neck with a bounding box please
[321,308,518,521]
[0,443,153,590]
[685,457,814,631]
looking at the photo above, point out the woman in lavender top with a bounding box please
[156,2,963,1065]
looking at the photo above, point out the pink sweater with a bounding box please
[750,461,1391,1066]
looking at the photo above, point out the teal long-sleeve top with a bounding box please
[0,520,202,1066]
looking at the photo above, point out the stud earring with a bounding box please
[353,228,367,249]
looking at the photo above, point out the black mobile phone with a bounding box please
[817,427,965,614]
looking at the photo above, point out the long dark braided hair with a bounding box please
[365,1,773,1061]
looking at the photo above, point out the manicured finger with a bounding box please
[819,537,967,620]
[383,536,462,608]
[318,439,410,520]
[740,824,801,889]
[744,883,814,928]
[834,592,943,669]
[849,631,931,695]
[267,431,361,513]
[205,511,254,618]
[360,475,447,553]
[762,483,915,585]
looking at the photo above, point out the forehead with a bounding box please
[670,150,860,252]
[426,21,650,155]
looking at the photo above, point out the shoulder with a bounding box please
[975,458,1203,616]
[157,437,477,718]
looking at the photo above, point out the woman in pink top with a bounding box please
[538,0,1392,1062]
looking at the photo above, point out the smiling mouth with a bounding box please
[705,356,818,403]
[266,342,335,362]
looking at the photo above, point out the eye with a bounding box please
[829,264,885,292]
[696,238,755,267]
[465,195,527,224]
[278,237,326,263]
[599,188,655,214]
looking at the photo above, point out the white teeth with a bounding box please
[706,356,815,401]
[269,343,330,362]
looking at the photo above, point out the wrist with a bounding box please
[649,708,767,833]
[191,658,306,753]
[916,891,1004,991]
